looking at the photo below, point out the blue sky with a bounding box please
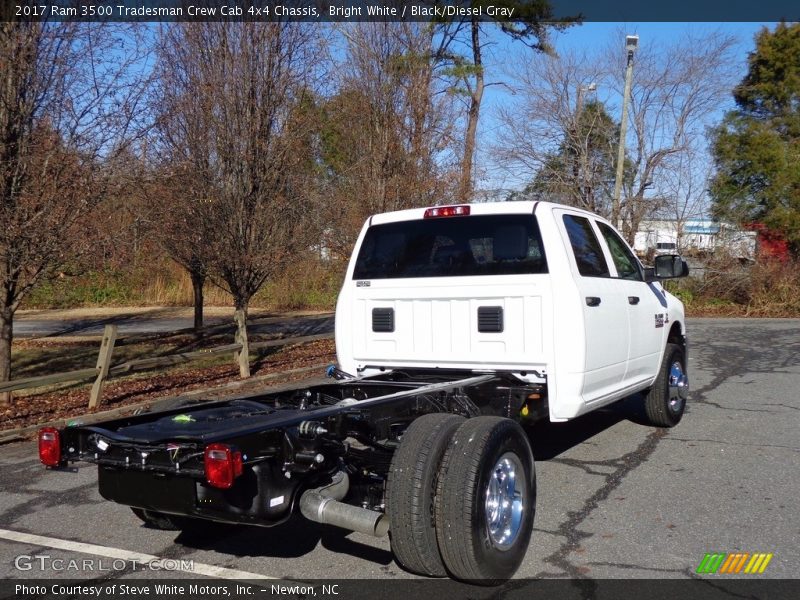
[475,21,777,197]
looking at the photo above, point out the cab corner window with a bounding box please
[562,214,610,277]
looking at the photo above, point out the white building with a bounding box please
[634,219,756,259]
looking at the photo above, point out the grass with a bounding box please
[22,258,345,311]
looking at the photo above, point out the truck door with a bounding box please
[559,213,629,404]
[594,221,665,386]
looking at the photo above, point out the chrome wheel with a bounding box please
[484,452,525,550]
[668,361,688,414]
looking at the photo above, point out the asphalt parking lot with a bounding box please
[1,318,798,588]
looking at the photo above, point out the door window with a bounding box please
[597,222,643,281]
[562,215,610,277]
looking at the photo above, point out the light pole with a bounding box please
[576,83,596,210]
[612,34,638,231]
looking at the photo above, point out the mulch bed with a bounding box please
[1,339,336,432]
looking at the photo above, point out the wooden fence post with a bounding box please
[88,325,118,409]
[233,309,251,379]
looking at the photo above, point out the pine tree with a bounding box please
[710,23,800,253]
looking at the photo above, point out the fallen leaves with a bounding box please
[1,339,336,432]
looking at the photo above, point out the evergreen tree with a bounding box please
[710,23,800,253]
[524,100,621,216]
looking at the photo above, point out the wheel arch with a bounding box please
[668,321,686,350]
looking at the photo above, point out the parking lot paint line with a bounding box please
[0,528,274,580]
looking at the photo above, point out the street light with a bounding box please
[576,82,597,113]
[612,34,639,231]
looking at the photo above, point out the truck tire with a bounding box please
[434,417,535,585]
[643,343,688,427]
[386,413,465,576]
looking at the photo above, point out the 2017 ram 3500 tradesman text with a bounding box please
[39,201,689,584]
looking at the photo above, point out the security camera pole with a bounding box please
[612,35,638,231]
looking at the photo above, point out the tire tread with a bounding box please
[386,413,465,576]
[435,417,534,583]
[644,343,685,427]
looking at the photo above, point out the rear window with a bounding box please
[353,214,547,279]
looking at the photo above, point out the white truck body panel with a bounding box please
[336,201,686,422]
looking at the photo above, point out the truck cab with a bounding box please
[335,201,688,422]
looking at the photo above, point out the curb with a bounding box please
[0,362,331,445]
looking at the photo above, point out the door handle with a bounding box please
[585,296,601,307]
[628,296,640,305]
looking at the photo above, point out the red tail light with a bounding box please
[38,427,62,467]
[424,205,470,218]
[204,443,243,489]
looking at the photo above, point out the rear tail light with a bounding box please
[424,205,470,218]
[38,427,62,467]
[204,443,243,489]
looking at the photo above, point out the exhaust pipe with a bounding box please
[299,471,389,537]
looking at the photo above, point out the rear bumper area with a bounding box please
[98,462,296,527]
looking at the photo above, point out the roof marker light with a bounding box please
[424,205,471,218]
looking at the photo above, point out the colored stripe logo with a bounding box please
[697,552,773,574]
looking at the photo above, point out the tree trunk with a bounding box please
[0,307,13,405]
[233,305,251,379]
[190,270,205,330]
[458,18,484,203]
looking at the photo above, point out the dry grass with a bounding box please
[673,257,800,318]
[22,257,346,311]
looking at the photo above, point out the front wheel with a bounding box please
[434,417,536,585]
[643,343,688,427]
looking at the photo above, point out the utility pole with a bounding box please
[576,82,596,211]
[612,35,638,231]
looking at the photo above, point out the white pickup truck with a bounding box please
[41,201,689,585]
[336,200,689,426]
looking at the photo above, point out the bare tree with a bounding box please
[142,164,209,330]
[0,20,150,402]
[608,29,738,241]
[660,147,713,252]
[495,50,617,213]
[433,12,570,203]
[496,30,738,242]
[154,23,324,376]
[319,22,457,258]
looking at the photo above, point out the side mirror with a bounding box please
[645,255,689,281]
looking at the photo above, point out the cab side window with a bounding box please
[563,215,610,277]
[597,222,643,281]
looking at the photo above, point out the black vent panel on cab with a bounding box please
[372,308,395,332]
[478,306,504,333]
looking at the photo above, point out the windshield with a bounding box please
[353,214,548,279]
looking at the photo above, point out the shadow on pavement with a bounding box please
[171,514,392,565]
[526,393,649,461]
